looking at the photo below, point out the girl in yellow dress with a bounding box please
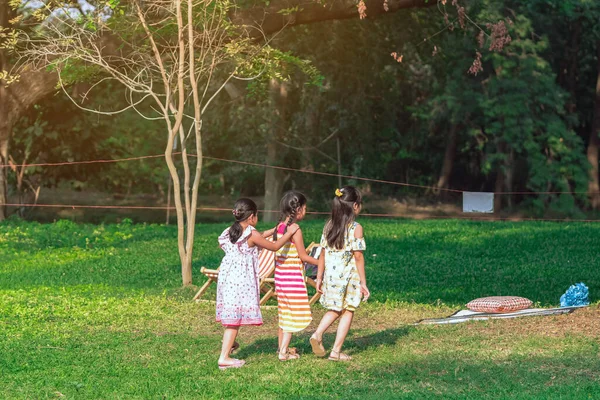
[310,186,370,362]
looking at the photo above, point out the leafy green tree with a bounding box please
[0,0,434,222]
[407,4,590,215]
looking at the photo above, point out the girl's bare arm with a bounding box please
[316,252,325,293]
[292,229,319,265]
[353,224,370,301]
[261,227,276,238]
[354,251,366,284]
[249,224,299,251]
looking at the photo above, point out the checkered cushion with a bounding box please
[466,296,532,313]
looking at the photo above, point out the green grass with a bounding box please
[1,218,600,399]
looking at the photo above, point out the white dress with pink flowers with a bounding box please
[216,225,263,327]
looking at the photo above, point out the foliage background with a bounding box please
[6,0,600,221]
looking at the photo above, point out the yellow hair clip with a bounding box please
[335,188,343,197]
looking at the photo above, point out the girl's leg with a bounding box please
[279,331,299,361]
[331,310,354,353]
[312,310,341,341]
[278,327,283,352]
[310,310,341,356]
[218,327,240,364]
[279,332,293,354]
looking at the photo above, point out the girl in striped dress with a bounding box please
[310,186,370,362]
[274,191,319,361]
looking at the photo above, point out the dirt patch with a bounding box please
[8,188,238,223]
[462,305,600,338]
[367,197,463,219]
[9,188,555,223]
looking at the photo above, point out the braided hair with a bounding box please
[325,186,362,250]
[273,190,307,240]
[229,198,258,243]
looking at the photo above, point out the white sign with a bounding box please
[463,192,494,213]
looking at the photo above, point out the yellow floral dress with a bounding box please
[319,222,366,311]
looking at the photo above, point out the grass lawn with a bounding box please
[1,218,600,399]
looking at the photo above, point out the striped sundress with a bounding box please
[274,223,312,333]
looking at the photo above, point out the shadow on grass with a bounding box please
[237,326,413,359]
[321,354,600,400]
[346,326,413,352]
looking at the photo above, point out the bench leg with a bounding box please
[305,277,321,306]
[309,292,321,306]
[193,278,215,301]
[260,287,276,306]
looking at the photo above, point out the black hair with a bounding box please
[229,198,258,243]
[273,190,307,240]
[325,186,362,250]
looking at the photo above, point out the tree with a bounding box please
[402,1,591,215]
[6,0,436,284]
[587,40,600,209]
[10,0,280,285]
[0,0,432,221]
[519,0,600,209]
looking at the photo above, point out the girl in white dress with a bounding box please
[216,198,298,370]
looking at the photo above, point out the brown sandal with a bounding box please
[276,347,297,355]
[278,351,300,361]
[328,350,352,362]
[310,336,326,357]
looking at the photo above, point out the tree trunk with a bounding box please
[0,3,10,221]
[434,125,458,196]
[0,120,8,221]
[302,104,317,172]
[264,140,286,222]
[182,252,193,286]
[587,40,600,209]
[494,167,504,213]
[0,88,16,221]
[556,18,582,114]
[493,140,509,213]
[263,79,289,222]
[505,149,514,208]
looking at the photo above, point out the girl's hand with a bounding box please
[360,283,370,302]
[316,278,323,294]
[262,227,276,238]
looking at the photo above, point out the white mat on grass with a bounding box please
[415,305,587,325]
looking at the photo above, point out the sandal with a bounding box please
[309,336,326,357]
[278,351,300,361]
[230,341,240,355]
[218,358,246,370]
[328,350,352,362]
[276,347,297,355]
